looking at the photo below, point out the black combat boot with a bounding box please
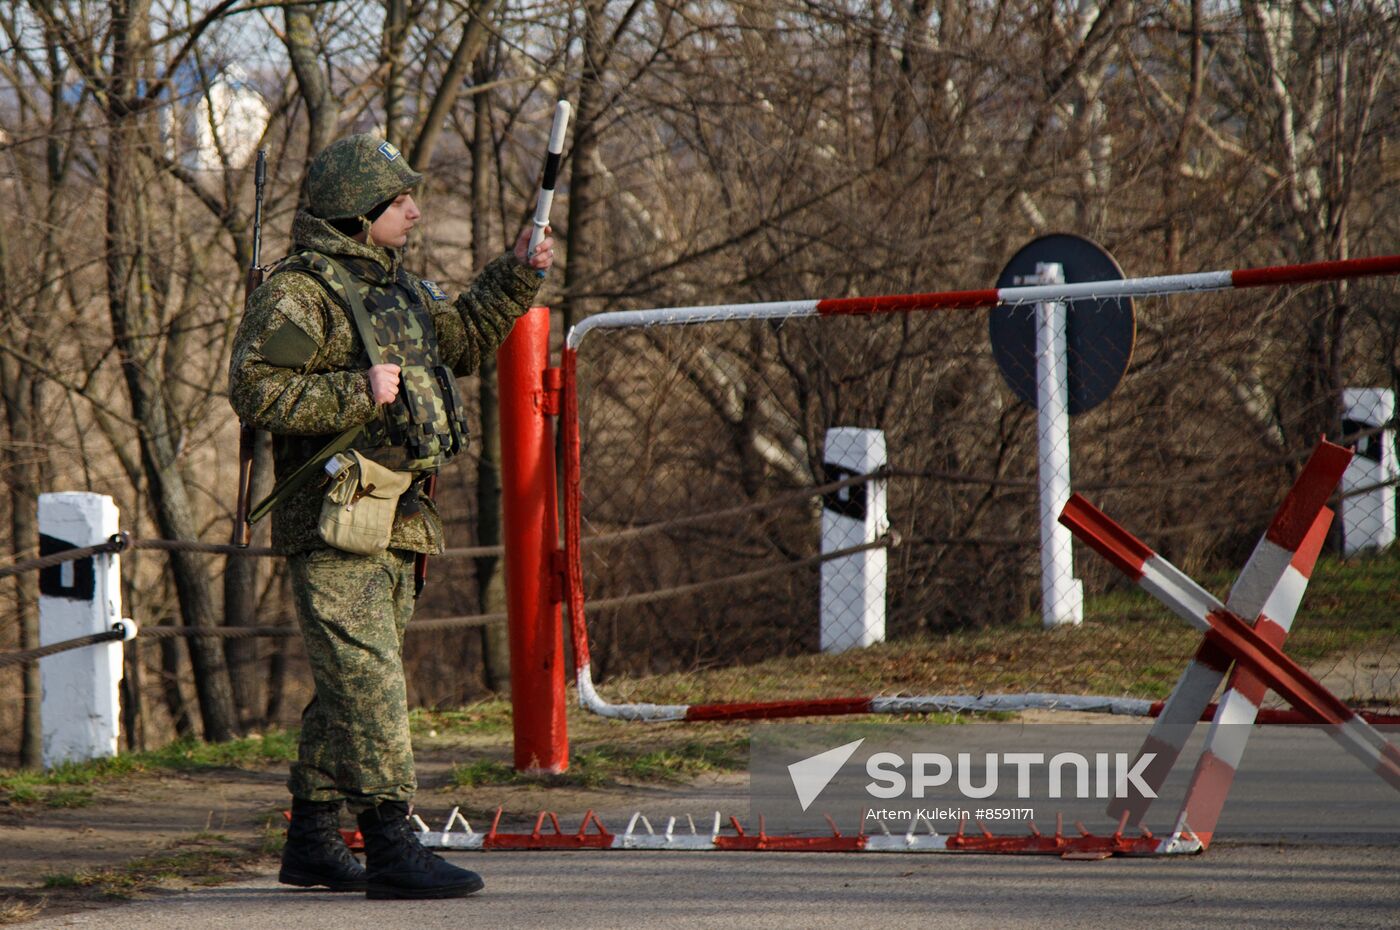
[278,798,368,892]
[356,801,484,900]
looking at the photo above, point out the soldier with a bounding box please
[229,133,554,900]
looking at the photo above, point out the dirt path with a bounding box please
[0,744,748,925]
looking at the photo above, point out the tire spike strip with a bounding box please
[402,807,1197,857]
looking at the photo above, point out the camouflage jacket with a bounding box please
[229,210,542,555]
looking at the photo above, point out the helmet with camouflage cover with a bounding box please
[306,133,423,221]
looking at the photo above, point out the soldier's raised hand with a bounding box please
[368,363,402,405]
[514,224,555,271]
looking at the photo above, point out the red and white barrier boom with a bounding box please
[561,253,1400,723]
[1060,439,1400,850]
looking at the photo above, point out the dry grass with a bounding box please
[0,898,42,926]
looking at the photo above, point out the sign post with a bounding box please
[990,233,1136,629]
[1032,263,1083,626]
[1340,388,1396,556]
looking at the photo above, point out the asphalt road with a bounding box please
[22,842,1400,930]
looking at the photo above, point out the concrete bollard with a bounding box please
[1340,388,1396,556]
[820,428,889,653]
[38,492,126,768]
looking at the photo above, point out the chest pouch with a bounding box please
[316,256,471,470]
[387,363,471,467]
[317,451,413,555]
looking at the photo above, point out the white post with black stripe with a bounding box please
[38,493,129,767]
[820,428,888,653]
[1340,388,1396,556]
[1034,262,1083,627]
[527,100,571,260]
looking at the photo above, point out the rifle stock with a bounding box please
[414,473,438,597]
[230,150,268,547]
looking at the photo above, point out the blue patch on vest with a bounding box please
[378,141,401,162]
[421,280,449,301]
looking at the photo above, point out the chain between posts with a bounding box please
[0,472,892,579]
[0,463,1386,582]
[0,535,900,666]
[2,461,1387,663]
[0,629,125,670]
[8,437,1389,579]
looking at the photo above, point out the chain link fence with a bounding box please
[3,283,1397,760]
[570,285,1400,714]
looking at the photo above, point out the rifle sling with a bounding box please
[247,257,388,526]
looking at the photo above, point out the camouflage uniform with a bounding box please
[229,135,541,811]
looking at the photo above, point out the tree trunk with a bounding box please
[562,0,610,332]
[1162,0,1202,271]
[284,3,342,160]
[122,638,146,751]
[106,0,238,743]
[0,369,45,769]
[382,0,409,147]
[160,638,195,738]
[222,430,273,727]
[7,387,44,768]
[0,170,48,769]
[471,68,510,692]
[408,0,498,169]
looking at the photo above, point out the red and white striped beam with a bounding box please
[1059,468,1400,847]
[1105,442,1352,826]
[1109,507,1332,827]
[568,679,1195,723]
[566,346,1399,726]
[565,254,1400,349]
[1058,488,1397,753]
[1172,508,1333,848]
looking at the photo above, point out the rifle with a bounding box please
[230,150,268,548]
[414,473,437,597]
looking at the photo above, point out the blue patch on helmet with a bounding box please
[378,141,401,162]
[421,280,449,301]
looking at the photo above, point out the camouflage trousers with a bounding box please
[287,546,418,812]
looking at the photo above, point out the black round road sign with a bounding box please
[989,233,1135,415]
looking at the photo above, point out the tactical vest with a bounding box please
[270,251,471,472]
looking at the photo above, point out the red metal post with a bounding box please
[498,306,568,773]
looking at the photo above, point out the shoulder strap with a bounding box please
[270,253,385,367]
[247,423,363,526]
[248,257,386,527]
[322,256,384,368]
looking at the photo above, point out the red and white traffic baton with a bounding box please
[528,100,571,262]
